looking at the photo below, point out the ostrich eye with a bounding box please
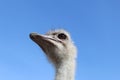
[58,33,67,40]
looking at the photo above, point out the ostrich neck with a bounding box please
[55,59,76,80]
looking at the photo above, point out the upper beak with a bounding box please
[29,33,59,49]
[30,33,48,41]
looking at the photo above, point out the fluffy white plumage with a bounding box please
[30,29,77,80]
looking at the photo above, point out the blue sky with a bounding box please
[0,0,120,80]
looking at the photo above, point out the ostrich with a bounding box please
[29,29,77,80]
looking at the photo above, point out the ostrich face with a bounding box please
[30,29,76,64]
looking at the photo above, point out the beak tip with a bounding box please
[29,33,37,39]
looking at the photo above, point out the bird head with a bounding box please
[30,29,77,65]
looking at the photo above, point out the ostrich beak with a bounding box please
[29,33,59,53]
[30,33,56,46]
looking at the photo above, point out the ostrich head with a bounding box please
[30,29,77,67]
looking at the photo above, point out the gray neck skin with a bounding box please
[54,59,76,80]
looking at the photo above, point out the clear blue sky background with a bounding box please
[0,0,120,80]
